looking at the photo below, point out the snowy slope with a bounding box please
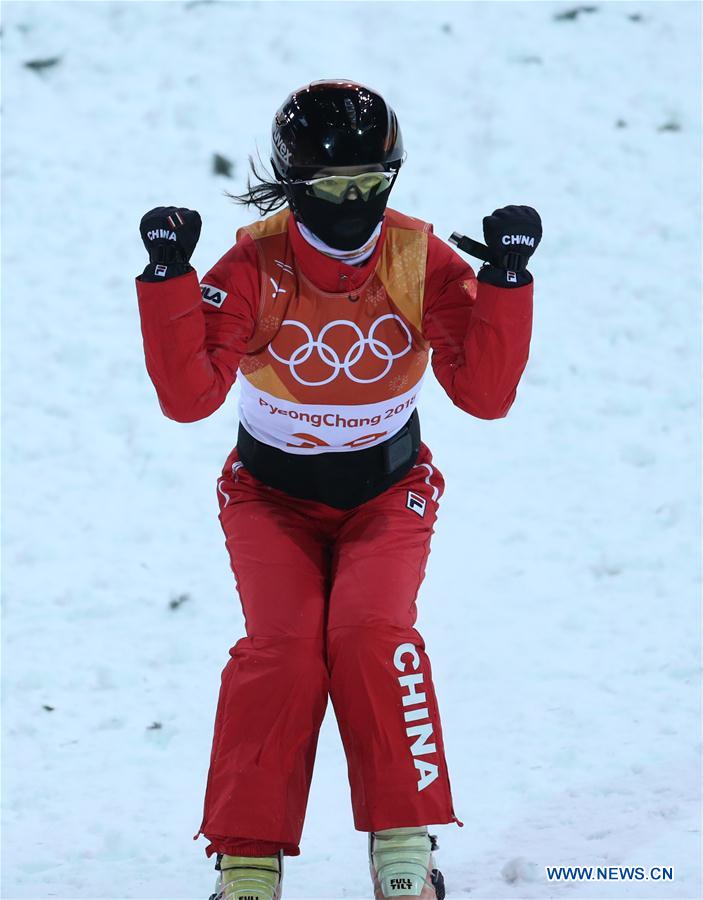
[1,1,700,899]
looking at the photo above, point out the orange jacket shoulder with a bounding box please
[237,208,291,243]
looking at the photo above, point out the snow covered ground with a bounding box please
[2,1,701,898]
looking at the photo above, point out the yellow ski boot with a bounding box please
[209,852,283,900]
[369,828,444,900]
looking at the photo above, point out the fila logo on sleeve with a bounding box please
[406,490,426,517]
[201,283,228,308]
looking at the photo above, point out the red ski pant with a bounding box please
[199,443,460,858]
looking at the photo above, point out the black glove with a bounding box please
[138,206,202,282]
[478,205,542,288]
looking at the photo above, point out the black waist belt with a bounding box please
[237,409,421,510]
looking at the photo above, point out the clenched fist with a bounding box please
[138,206,202,281]
[479,205,542,288]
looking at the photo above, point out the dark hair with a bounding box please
[226,156,288,215]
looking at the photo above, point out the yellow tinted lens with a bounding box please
[308,173,392,203]
[355,173,392,196]
[309,177,352,202]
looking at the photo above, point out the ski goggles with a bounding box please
[291,171,396,204]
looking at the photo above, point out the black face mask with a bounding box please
[288,184,390,251]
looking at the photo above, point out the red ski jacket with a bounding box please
[136,209,533,428]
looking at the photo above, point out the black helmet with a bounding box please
[271,80,404,180]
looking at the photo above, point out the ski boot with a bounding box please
[369,827,445,900]
[208,852,283,900]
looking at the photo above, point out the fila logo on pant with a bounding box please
[393,643,439,791]
[406,490,426,517]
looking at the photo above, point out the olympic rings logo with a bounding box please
[269,314,413,386]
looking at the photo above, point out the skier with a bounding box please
[136,80,541,900]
